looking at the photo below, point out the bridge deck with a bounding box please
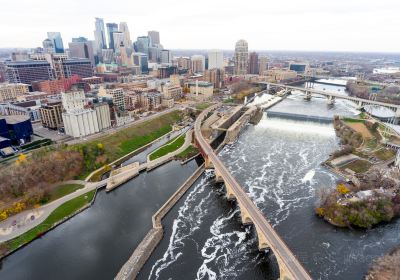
[195,105,312,280]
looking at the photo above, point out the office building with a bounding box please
[47,32,64,53]
[187,81,214,101]
[177,57,191,70]
[248,52,259,74]
[208,50,224,69]
[234,39,248,75]
[148,31,160,46]
[113,32,125,51]
[131,53,149,74]
[119,22,132,48]
[106,23,119,50]
[191,55,205,73]
[32,75,80,94]
[158,66,177,79]
[134,36,150,56]
[161,49,172,64]
[259,56,268,75]
[289,62,309,73]
[42,38,55,54]
[148,47,161,63]
[162,83,183,100]
[68,39,96,66]
[63,59,94,78]
[1,100,42,122]
[102,49,114,64]
[0,83,29,102]
[205,68,225,89]
[39,100,63,130]
[5,60,54,84]
[94,18,107,53]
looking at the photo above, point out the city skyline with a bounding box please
[0,0,399,52]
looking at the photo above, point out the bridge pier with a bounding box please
[327,95,335,105]
[255,225,270,250]
[238,202,253,225]
[304,91,311,101]
[357,100,364,110]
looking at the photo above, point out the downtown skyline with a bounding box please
[0,0,400,53]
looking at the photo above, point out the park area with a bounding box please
[149,133,186,161]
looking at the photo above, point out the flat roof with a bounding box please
[1,115,31,124]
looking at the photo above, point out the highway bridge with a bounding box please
[257,81,400,116]
[194,104,312,280]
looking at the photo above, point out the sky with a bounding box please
[0,0,399,52]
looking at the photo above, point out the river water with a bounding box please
[139,85,400,280]
[0,133,200,280]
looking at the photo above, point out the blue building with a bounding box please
[47,32,64,53]
[2,115,33,144]
[0,118,9,139]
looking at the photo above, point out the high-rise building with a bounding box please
[234,39,248,75]
[258,56,268,75]
[113,32,125,51]
[119,22,132,48]
[191,55,205,73]
[176,57,191,70]
[5,61,54,84]
[208,50,224,70]
[134,36,150,56]
[94,18,107,53]
[148,31,160,46]
[42,39,55,54]
[205,68,225,89]
[148,47,161,63]
[47,32,64,53]
[131,53,149,74]
[161,49,172,64]
[72,37,88,43]
[106,23,119,50]
[68,39,96,66]
[248,52,259,74]
[101,49,114,64]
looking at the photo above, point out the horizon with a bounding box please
[0,0,399,53]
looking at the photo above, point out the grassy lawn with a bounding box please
[343,118,365,123]
[48,184,85,202]
[4,190,96,251]
[195,103,211,111]
[342,159,372,173]
[374,148,396,161]
[149,133,186,161]
[175,145,199,161]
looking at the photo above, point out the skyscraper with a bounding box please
[113,32,125,51]
[208,50,224,69]
[119,22,132,48]
[47,32,64,53]
[42,38,55,54]
[148,31,160,46]
[68,39,96,67]
[248,52,259,74]
[134,36,150,56]
[258,56,268,75]
[234,39,248,75]
[191,55,205,73]
[160,49,172,64]
[94,18,107,53]
[106,23,118,50]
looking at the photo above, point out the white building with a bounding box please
[94,103,111,130]
[187,81,214,101]
[61,91,85,111]
[208,50,224,69]
[62,109,100,138]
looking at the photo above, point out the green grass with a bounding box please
[175,145,199,161]
[342,159,372,173]
[195,103,211,111]
[149,133,186,161]
[343,118,365,123]
[48,184,85,202]
[5,190,96,251]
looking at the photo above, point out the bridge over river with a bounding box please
[194,104,312,280]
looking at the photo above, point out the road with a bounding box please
[195,104,312,280]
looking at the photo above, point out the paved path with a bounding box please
[0,179,107,243]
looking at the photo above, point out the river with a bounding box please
[139,83,400,280]
[0,132,200,280]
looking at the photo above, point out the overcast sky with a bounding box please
[1,0,399,52]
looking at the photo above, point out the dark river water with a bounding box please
[0,133,200,280]
[1,82,400,280]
